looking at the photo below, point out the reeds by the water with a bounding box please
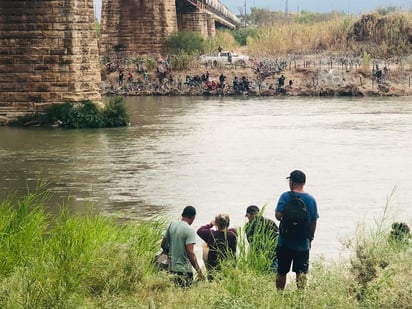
[0,188,410,308]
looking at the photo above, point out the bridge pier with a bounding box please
[99,0,238,56]
[99,0,178,56]
[177,10,214,37]
[0,0,101,125]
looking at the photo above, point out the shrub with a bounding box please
[166,31,205,54]
[169,51,198,70]
[11,98,129,129]
[102,96,129,127]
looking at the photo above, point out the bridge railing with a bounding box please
[204,0,240,25]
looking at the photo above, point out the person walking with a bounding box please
[275,170,319,290]
[161,206,205,287]
[197,214,237,280]
[245,205,279,271]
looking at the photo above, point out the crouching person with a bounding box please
[197,214,237,280]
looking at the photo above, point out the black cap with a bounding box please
[286,170,306,184]
[181,206,196,218]
[245,205,260,215]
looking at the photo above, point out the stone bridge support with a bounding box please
[99,0,219,56]
[0,0,101,124]
[177,10,216,38]
[99,0,178,56]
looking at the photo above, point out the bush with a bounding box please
[166,31,205,54]
[103,96,129,127]
[11,98,129,129]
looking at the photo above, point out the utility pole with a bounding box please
[285,0,288,15]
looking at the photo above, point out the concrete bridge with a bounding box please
[0,0,239,124]
[99,0,241,55]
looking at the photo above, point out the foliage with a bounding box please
[144,57,157,72]
[231,28,258,46]
[347,12,412,56]
[247,16,354,56]
[297,10,346,24]
[0,189,166,308]
[242,8,412,58]
[202,30,240,55]
[102,96,130,127]
[10,98,129,129]
[62,101,105,129]
[166,31,205,54]
[169,51,198,70]
[0,187,411,308]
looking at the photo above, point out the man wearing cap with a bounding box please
[275,170,319,290]
[245,205,279,271]
[161,206,205,287]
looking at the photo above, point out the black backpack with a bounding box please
[279,191,310,241]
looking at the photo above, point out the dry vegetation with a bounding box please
[245,9,412,58]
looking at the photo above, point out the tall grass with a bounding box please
[0,188,410,308]
[244,10,412,58]
[247,17,355,56]
[0,188,166,308]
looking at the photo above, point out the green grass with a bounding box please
[0,188,411,308]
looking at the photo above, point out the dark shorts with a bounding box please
[171,271,193,287]
[276,246,309,275]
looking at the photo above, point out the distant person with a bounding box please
[118,71,124,86]
[275,170,319,290]
[233,76,240,91]
[197,214,237,280]
[161,206,205,287]
[218,46,223,56]
[219,73,226,89]
[278,75,285,88]
[143,70,149,82]
[228,51,233,64]
[245,205,279,271]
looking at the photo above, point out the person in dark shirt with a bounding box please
[245,205,279,272]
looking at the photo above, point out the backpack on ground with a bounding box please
[279,191,310,241]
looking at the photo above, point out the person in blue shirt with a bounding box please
[275,170,319,290]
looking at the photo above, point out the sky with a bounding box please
[93,0,412,20]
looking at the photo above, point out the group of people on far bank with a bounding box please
[160,170,319,289]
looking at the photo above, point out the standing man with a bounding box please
[245,205,279,271]
[161,206,205,287]
[275,170,319,290]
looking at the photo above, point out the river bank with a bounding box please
[1,190,410,308]
[101,54,412,97]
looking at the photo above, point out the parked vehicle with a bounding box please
[199,51,249,66]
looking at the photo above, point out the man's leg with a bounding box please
[276,273,287,290]
[276,246,291,290]
[296,272,307,289]
[292,250,309,289]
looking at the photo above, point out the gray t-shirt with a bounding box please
[166,220,196,273]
